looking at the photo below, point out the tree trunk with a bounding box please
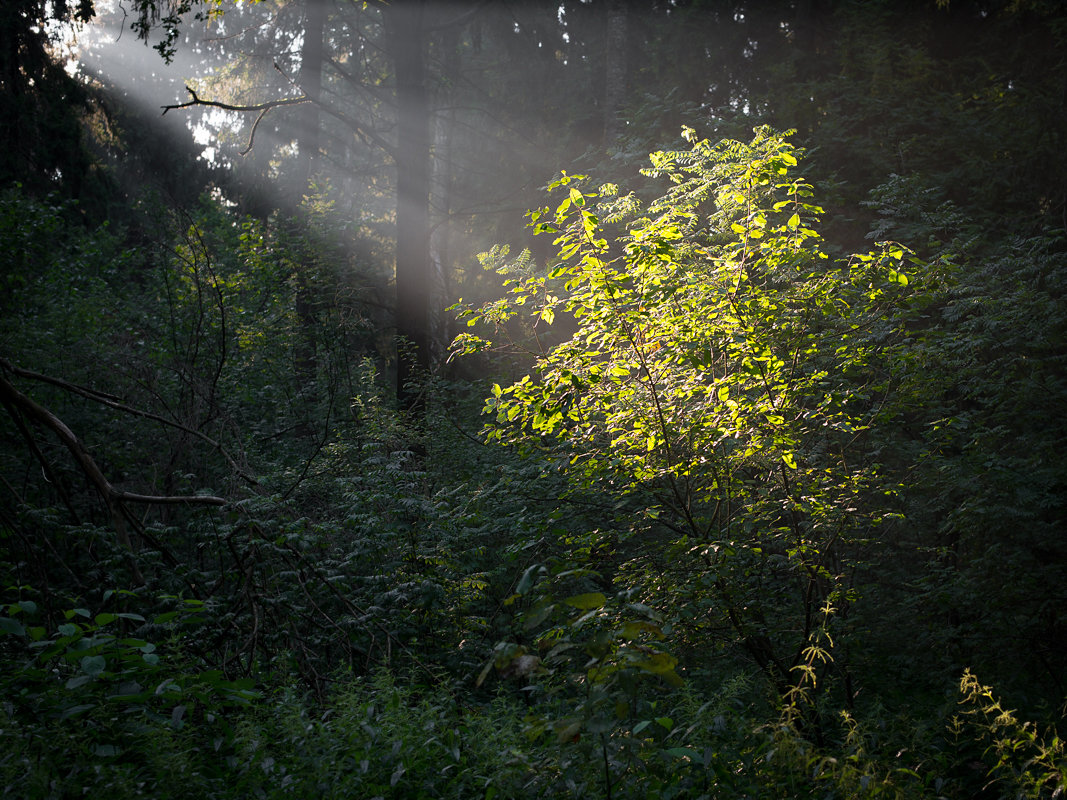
[291,0,328,390]
[429,21,460,365]
[603,0,629,146]
[293,0,326,203]
[385,0,432,412]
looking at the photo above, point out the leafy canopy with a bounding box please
[454,126,922,692]
[456,125,912,521]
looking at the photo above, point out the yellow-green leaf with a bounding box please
[563,592,607,610]
[620,620,663,640]
[632,652,685,686]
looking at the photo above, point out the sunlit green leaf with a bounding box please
[563,592,606,610]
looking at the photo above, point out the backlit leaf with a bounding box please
[563,592,607,610]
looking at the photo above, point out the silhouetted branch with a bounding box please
[0,373,229,509]
[162,84,310,155]
[0,357,258,488]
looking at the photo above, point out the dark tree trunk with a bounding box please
[430,19,461,366]
[603,0,629,146]
[293,0,326,201]
[290,0,328,389]
[385,0,432,412]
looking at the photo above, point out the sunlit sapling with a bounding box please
[954,670,1067,799]
[452,126,922,707]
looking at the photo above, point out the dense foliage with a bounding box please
[456,125,919,704]
[1,1,1066,798]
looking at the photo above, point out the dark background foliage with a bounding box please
[1,1,1065,797]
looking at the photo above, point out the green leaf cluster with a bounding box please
[457,127,924,708]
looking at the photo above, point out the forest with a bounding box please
[1,0,1066,797]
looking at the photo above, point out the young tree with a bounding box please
[454,126,922,713]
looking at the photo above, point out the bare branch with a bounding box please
[0,357,258,488]
[114,490,227,507]
[426,2,489,33]
[162,85,310,155]
[0,370,229,582]
[161,84,309,117]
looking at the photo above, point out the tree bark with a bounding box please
[293,0,326,203]
[429,19,460,365]
[291,0,328,389]
[603,0,629,146]
[385,0,432,412]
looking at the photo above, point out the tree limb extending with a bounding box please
[0,369,229,587]
[0,357,259,488]
[0,373,229,509]
[162,84,310,155]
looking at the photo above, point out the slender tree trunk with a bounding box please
[294,0,326,199]
[430,22,460,365]
[291,0,328,391]
[385,0,432,412]
[603,0,629,146]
